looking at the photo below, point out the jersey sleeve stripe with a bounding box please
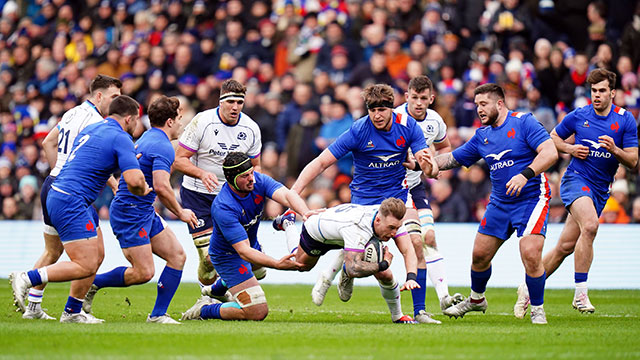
[395,231,408,237]
[434,133,448,143]
[344,247,365,252]
[249,152,260,159]
[179,142,197,152]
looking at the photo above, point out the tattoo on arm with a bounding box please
[343,251,379,278]
[435,153,460,171]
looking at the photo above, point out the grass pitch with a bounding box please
[1,281,639,359]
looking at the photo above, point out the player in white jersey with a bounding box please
[273,198,422,324]
[15,75,122,320]
[173,79,262,290]
[395,76,463,321]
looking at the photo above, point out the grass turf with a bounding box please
[1,281,639,359]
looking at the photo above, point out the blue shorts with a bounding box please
[407,183,431,210]
[40,175,55,227]
[479,196,550,240]
[210,241,263,288]
[560,171,608,217]
[180,187,216,234]
[47,188,99,242]
[351,190,408,206]
[109,201,166,248]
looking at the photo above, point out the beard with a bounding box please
[481,106,499,126]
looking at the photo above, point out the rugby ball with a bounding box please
[363,238,383,263]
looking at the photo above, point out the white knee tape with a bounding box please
[43,224,59,236]
[234,285,267,308]
[403,219,422,236]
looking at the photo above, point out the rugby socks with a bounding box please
[150,266,182,317]
[26,268,48,287]
[470,266,492,300]
[322,250,345,282]
[284,222,299,255]
[93,266,127,288]
[425,252,449,300]
[379,278,403,322]
[64,296,83,314]
[526,272,546,306]
[575,272,588,297]
[27,288,44,311]
[200,303,222,319]
[411,268,427,316]
[210,277,228,297]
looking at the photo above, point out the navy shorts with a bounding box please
[560,170,608,217]
[299,225,342,257]
[210,241,263,288]
[407,183,431,210]
[180,187,216,234]
[47,188,99,242]
[40,175,55,227]
[109,201,166,248]
[478,196,550,241]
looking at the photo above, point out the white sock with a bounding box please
[379,278,403,321]
[531,304,544,311]
[28,288,44,304]
[425,250,449,300]
[470,290,484,300]
[575,282,588,297]
[38,267,49,284]
[284,223,300,255]
[322,250,345,282]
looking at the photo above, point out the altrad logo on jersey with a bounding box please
[582,139,612,158]
[369,153,401,168]
[487,149,514,171]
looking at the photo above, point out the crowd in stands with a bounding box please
[1,0,639,224]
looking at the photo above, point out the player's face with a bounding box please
[235,168,255,192]
[168,111,184,140]
[590,80,614,113]
[406,89,433,120]
[374,214,402,241]
[219,99,244,125]
[474,93,500,126]
[125,114,139,136]
[97,86,122,115]
[368,107,393,131]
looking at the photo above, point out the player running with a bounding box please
[513,68,638,317]
[395,75,464,319]
[434,83,558,324]
[9,95,152,323]
[82,96,198,324]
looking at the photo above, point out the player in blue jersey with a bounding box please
[9,95,152,324]
[20,75,122,320]
[80,96,199,324]
[181,152,314,322]
[434,84,558,324]
[290,84,433,323]
[514,69,638,316]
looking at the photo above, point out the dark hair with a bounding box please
[587,68,617,90]
[474,83,505,101]
[148,96,179,127]
[108,95,140,118]
[220,79,246,95]
[362,84,394,105]
[90,74,122,95]
[379,198,406,220]
[408,75,433,93]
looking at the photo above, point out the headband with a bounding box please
[222,157,253,191]
[366,100,394,109]
[219,92,246,102]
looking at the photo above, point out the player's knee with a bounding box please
[557,240,577,255]
[298,263,314,272]
[423,230,436,248]
[471,250,492,267]
[244,304,268,321]
[171,248,187,269]
[581,220,599,239]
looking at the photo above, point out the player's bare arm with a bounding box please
[343,250,385,278]
[506,139,558,197]
[597,136,638,169]
[291,149,337,195]
[173,146,219,192]
[153,169,198,229]
[434,152,461,171]
[122,169,153,196]
[250,156,262,174]
[106,176,118,195]
[393,232,419,291]
[414,148,437,178]
[232,239,303,270]
[434,137,452,154]
[42,126,59,168]
[270,187,317,221]
[550,129,589,159]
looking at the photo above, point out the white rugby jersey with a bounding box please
[51,101,105,177]
[178,107,261,195]
[394,103,447,189]
[305,203,382,251]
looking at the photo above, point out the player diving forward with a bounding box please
[395,75,464,317]
[273,198,421,323]
[434,84,558,324]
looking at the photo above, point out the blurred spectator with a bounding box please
[620,2,640,70]
[315,99,353,176]
[349,49,393,88]
[600,197,630,224]
[631,197,640,223]
[276,82,312,152]
[431,179,469,222]
[285,105,321,181]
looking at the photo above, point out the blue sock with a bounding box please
[526,272,546,306]
[210,277,228,297]
[411,268,427,316]
[150,266,182,317]
[471,266,492,294]
[93,266,128,289]
[575,272,588,283]
[26,269,42,287]
[200,303,223,319]
[64,296,83,314]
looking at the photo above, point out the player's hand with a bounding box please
[199,170,219,192]
[136,153,143,160]
[180,208,198,229]
[598,135,618,154]
[275,253,304,271]
[505,174,527,196]
[302,208,325,221]
[402,153,416,169]
[570,144,589,159]
[400,280,420,292]
[382,245,393,265]
[142,181,153,196]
